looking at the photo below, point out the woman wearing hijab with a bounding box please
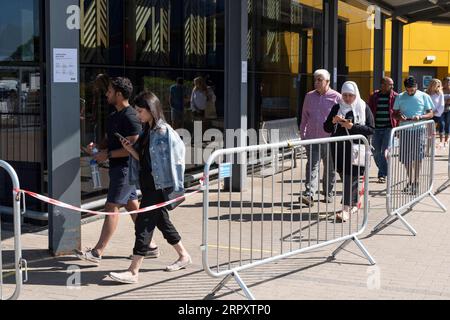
[324,81,375,222]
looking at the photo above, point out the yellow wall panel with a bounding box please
[385,20,392,50]
[403,51,449,69]
[407,22,450,51]
[403,24,411,50]
[297,0,322,9]
[347,23,363,51]
[360,49,373,71]
[360,22,374,50]
[347,51,362,72]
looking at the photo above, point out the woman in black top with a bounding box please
[109,91,191,284]
[324,81,375,222]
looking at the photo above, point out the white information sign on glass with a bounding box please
[53,48,78,83]
[242,61,248,84]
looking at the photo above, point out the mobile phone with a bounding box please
[114,132,126,141]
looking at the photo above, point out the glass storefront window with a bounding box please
[248,0,323,127]
[0,67,41,162]
[79,0,225,202]
[0,0,40,62]
[338,0,373,100]
[0,0,43,213]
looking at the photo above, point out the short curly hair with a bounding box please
[110,77,133,100]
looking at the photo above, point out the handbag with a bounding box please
[345,128,372,168]
[162,187,185,211]
[350,143,369,167]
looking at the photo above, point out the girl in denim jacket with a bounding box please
[109,91,191,284]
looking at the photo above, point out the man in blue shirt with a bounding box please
[393,76,434,194]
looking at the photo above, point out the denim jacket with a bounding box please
[129,119,185,194]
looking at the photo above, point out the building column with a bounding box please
[391,19,404,93]
[45,0,81,256]
[313,28,323,73]
[224,0,248,191]
[248,0,262,131]
[323,0,338,89]
[373,12,386,91]
[298,30,308,125]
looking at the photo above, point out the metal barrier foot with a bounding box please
[395,213,417,236]
[429,192,447,212]
[207,274,233,299]
[206,272,255,300]
[437,180,450,193]
[372,216,394,234]
[353,237,376,265]
[331,238,376,266]
[373,212,417,236]
[330,239,352,260]
[233,271,255,300]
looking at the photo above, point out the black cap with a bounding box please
[404,76,417,88]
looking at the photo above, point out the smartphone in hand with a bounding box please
[114,132,126,141]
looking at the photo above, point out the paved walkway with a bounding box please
[1,146,450,300]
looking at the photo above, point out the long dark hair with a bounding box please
[133,91,167,155]
[93,73,110,93]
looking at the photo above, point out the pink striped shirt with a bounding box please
[300,89,342,140]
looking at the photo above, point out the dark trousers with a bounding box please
[338,170,360,207]
[133,176,182,256]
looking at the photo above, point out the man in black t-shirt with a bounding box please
[76,77,159,264]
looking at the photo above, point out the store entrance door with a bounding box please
[409,67,438,91]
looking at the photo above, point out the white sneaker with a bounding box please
[109,271,139,284]
[350,207,359,215]
[335,210,350,223]
[75,248,102,264]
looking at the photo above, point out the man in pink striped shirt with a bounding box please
[299,70,341,206]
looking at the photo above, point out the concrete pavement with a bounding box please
[1,146,450,300]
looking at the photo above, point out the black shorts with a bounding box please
[107,165,138,206]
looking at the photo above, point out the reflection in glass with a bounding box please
[248,0,322,127]
[79,0,225,201]
[0,0,39,62]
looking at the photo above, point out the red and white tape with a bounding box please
[358,176,366,210]
[13,175,366,215]
[13,178,205,216]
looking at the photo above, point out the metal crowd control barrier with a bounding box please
[0,160,27,300]
[437,143,450,193]
[372,121,446,236]
[202,136,376,300]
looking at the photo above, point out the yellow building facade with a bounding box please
[340,1,450,99]
[264,0,450,115]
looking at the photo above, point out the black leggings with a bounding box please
[338,170,361,207]
[133,177,181,256]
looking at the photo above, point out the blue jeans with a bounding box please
[372,128,392,178]
[304,144,336,196]
[441,112,450,135]
[434,116,445,134]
